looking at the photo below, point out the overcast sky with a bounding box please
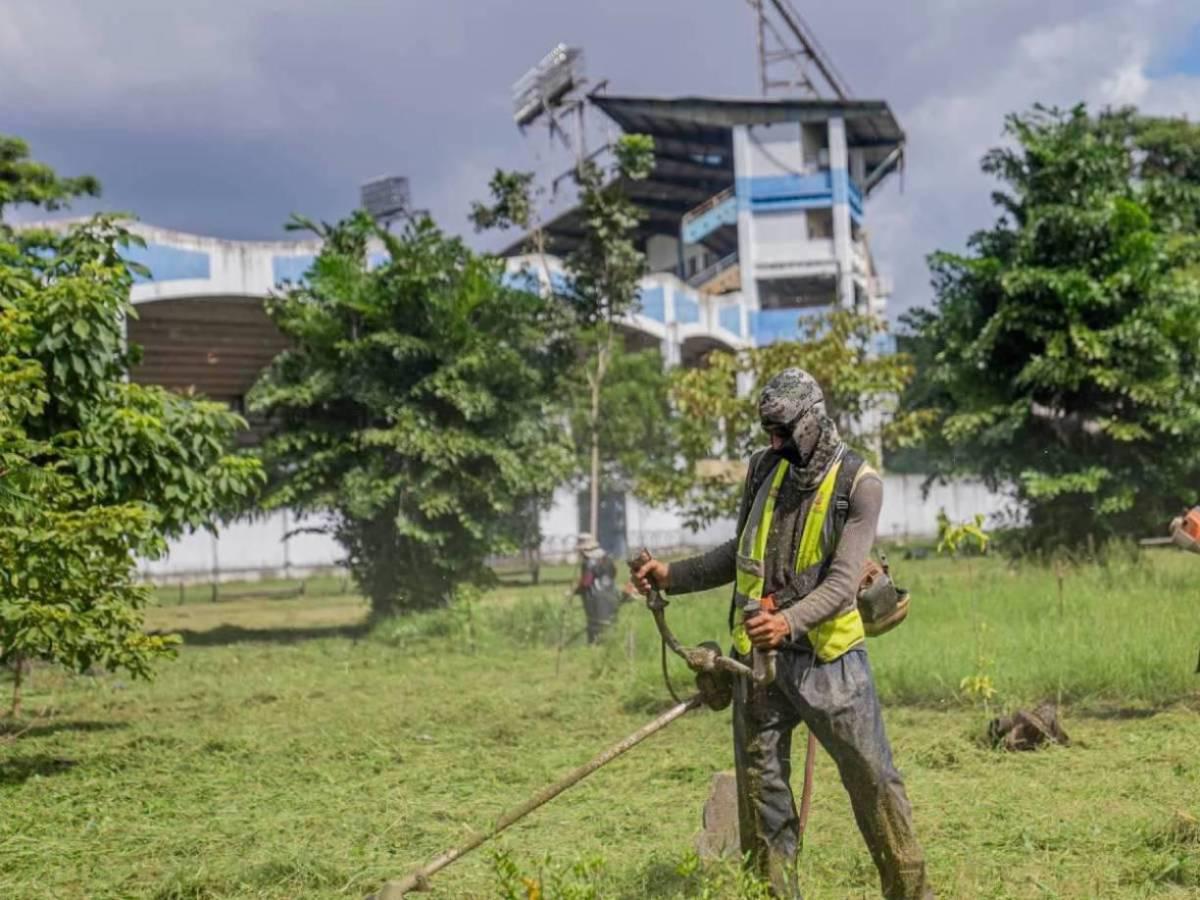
[2,0,1198,319]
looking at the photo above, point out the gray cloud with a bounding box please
[1,0,1197,317]
[866,0,1200,320]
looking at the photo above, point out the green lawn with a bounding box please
[3,553,1199,898]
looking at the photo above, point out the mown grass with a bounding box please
[2,552,1199,898]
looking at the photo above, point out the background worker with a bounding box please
[1168,508,1200,672]
[1169,507,1200,554]
[573,533,618,644]
[632,368,933,900]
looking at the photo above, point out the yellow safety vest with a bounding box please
[731,452,866,663]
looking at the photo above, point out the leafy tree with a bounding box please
[641,309,921,530]
[471,169,558,581]
[0,135,99,211]
[0,136,261,715]
[569,342,676,502]
[902,105,1200,550]
[538,337,678,547]
[472,136,658,542]
[469,170,540,241]
[249,212,575,618]
[564,136,656,539]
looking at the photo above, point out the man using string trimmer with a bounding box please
[632,368,933,900]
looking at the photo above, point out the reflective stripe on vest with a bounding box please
[731,459,789,654]
[731,453,866,662]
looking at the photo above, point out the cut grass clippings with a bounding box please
[2,552,1198,898]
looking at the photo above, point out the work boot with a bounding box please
[882,859,935,900]
[763,852,802,900]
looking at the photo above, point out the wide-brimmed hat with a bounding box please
[576,533,600,552]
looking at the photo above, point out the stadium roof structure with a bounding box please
[504,94,905,258]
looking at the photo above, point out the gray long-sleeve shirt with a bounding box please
[668,451,883,640]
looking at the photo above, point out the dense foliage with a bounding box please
[567,137,657,536]
[250,212,575,617]
[903,106,1200,549]
[566,342,676,500]
[0,136,261,713]
[471,136,665,537]
[1,309,164,714]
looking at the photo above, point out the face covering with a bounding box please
[758,367,844,489]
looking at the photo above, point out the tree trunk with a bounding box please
[588,344,608,540]
[10,658,23,719]
[528,494,542,586]
[589,427,601,539]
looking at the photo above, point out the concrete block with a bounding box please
[695,769,740,860]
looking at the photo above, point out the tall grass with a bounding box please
[418,550,1197,713]
[870,550,1200,709]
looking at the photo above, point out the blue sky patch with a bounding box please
[1148,24,1200,78]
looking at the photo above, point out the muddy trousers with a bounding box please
[582,590,617,644]
[733,646,932,900]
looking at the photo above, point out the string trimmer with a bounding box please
[365,549,817,898]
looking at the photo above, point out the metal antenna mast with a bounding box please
[747,0,852,99]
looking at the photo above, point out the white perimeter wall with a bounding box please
[139,511,343,583]
[538,487,580,562]
[876,475,1011,541]
[625,495,737,556]
[141,477,1011,581]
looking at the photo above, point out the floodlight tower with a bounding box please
[511,43,594,169]
[360,175,412,228]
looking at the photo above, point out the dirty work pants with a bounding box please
[733,646,932,900]
[582,589,617,644]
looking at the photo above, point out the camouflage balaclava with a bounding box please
[758,367,843,489]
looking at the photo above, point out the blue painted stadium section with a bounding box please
[734,172,864,222]
[848,178,864,223]
[752,306,830,345]
[549,271,573,295]
[272,254,315,284]
[638,285,665,322]
[682,192,738,244]
[831,168,848,206]
[753,310,800,345]
[737,172,832,212]
[675,292,700,325]
[833,169,864,223]
[123,243,210,283]
[719,305,742,336]
[502,269,541,293]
